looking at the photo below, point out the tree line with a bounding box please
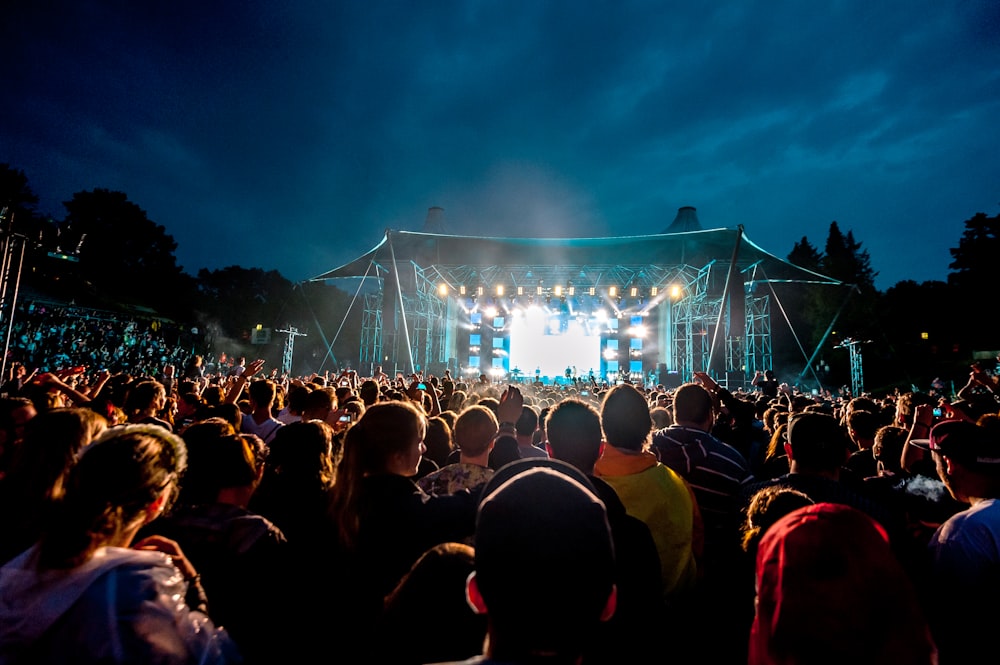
[2,162,997,392]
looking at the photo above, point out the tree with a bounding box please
[193,266,296,341]
[780,222,882,387]
[821,222,877,291]
[946,210,1000,349]
[949,211,1000,292]
[59,189,190,311]
[0,163,58,255]
[788,236,823,272]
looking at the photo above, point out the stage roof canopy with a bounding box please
[309,227,843,286]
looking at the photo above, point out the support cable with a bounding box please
[387,231,416,374]
[308,252,377,373]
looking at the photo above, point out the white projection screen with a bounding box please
[507,307,601,379]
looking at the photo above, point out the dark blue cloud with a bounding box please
[2,0,997,289]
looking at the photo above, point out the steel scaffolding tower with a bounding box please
[745,293,772,376]
[359,292,383,373]
[836,337,869,397]
[276,326,307,376]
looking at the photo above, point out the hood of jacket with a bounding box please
[594,444,659,478]
[0,544,170,653]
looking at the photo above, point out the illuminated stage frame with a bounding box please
[310,226,842,388]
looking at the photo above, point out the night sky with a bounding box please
[2,1,998,291]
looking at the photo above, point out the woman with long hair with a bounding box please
[0,424,240,664]
[0,407,108,565]
[327,400,477,651]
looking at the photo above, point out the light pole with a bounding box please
[834,338,870,397]
[0,208,29,383]
[276,326,307,377]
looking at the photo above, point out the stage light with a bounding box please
[608,286,617,298]
[650,287,659,296]
[629,287,638,298]
[485,306,498,317]
[517,286,524,296]
[496,285,504,297]
[438,283,448,296]
[568,286,575,296]
[536,285,544,295]
[459,285,467,295]
[554,285,562,297]
[588,287,596,296]
[477,286,484,296]
[670,284,682,299]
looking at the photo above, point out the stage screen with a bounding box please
[508,307,601,379]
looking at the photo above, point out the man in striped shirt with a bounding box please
[651,381,753,546]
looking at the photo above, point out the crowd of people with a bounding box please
[1,299,193,376]
[0,327,999,663]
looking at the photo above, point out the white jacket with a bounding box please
[0,544,240,664]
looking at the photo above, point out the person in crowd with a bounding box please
[21,370,93,413]
[249,419,338,548]
[739,485,815,561]
[740,412,898,531]
[844,408,884,480]
[0,396,37,478]
[0,424,240,663]
[652,380,753,558]
[327,399,479,652]
[751,369,779,399]
[377,542,487,664]
[417,404,498,498]
[0,407,108,565]
[124,378,173,431]
[544,398,663,663]
[174,391,204,433]
[276,383,309,424]
[1,362,36,397]
[594,384,701,612]
[650,405,672,429]
[422,415,455,468]
[301,385,337,423]
[910,419,1000,664]
[749,502,937,665]
[651,378,754,663]
[239,379,283,444]
[182,355,205,381]
[461,460,618,664]
[512,404,547,459]
[227,357,247,378]
[145,430,289,665]
[754,421,791,480]
[358,379,381,407]
[488,434,522,470]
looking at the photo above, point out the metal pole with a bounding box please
[0,236,26,383]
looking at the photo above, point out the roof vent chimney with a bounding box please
[663,206,702,233]
[423,206,445,233]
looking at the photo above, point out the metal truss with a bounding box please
[745,293,772,376]
[359,292,383,372]
[363,258,773,384]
